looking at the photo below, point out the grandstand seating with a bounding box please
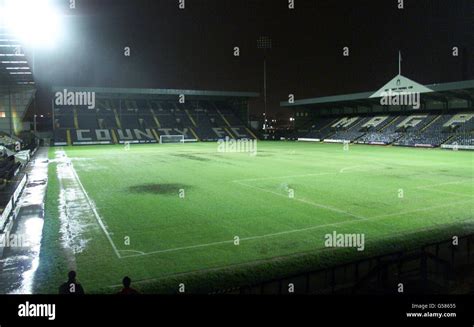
[0,133,21,149]
[53,99,254,145]
[76,108,99,129]
[295,117,337,139]
[394,115,453,147]
[296,112,474,149]
[0,154,20,181]
[55,96,473,150]
[56,111,74,129]
[355,116,407,144]
[97,108,119,129]
[329,117,373,141]
[357,132,402,144]
[445,133,474,146]
[0,139,28,191]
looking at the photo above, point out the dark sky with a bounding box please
[33,0,473,117]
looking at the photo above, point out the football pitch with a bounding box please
[35,142,474,293]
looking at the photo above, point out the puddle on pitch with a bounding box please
[128,183,190,195]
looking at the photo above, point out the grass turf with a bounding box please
[34,141,474,293]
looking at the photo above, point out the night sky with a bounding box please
[33,0,474,118]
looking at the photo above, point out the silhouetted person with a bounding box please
[117,276,139,295]
[59,271,85,295]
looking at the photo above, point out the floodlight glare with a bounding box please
[2,0,62,48]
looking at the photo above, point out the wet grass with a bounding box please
[38,142,474,293]
[34,154,69,294]
[128,183,190,195]
[171,153,211,161]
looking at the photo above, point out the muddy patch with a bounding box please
[26,180,47,188]
[17,204,44,219]
[171,154,210,162]
[128,183,191,195]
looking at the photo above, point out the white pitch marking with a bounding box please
[339,165,365,173]
[416,188,474,199]
[416,180,473,189]
[110,215,474,286]
[119,249,146,255]
[65,146,471,260]
[120,199,473,259]
[231,172,334,183]
[232,164,386,183]
[115,221,474,286]
[63,151,122,259]
[121,239,235,258]
[415,180,474,199]
[234,180,367,220]
[369,199,473,220]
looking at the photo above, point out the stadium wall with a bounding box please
[0,173,28,257]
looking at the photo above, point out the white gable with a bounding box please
[369,74,433,98]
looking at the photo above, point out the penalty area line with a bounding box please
[120,199,473,259]
[109,216,474,288]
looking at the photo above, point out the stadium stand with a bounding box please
[357,131,401,145]
[0,131,35,196]
[97,107,119,129]
[55,109,75,129]
[297,112,474,149]
[0,133,21,149]
[282,75,474,150]
[329,116,373,141]
[445,133,474,146]
[294,117,338,139]
[394,114,452,147]
[306,119,331,138]
[0,153,20,182]
[53,88,258,145]
[76,108,99,129]
[358,115,407,144]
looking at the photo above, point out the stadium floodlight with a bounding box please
[257,36,272,50]
[0,0,62,48]
[257,36,272,130]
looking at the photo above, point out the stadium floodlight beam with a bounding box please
[0,0,61,135]
[257,36,272,131]
[0,0,62,48]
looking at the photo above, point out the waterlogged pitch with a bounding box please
[35,142,474,293]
